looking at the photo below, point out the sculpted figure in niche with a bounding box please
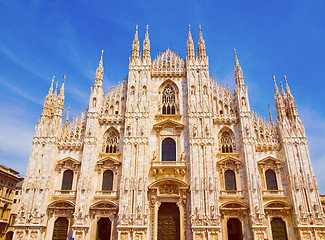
[193,124,197,137]
[180,152,186,161]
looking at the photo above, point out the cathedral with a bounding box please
[12,25,325,240]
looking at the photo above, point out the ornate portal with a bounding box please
[158,203,180,240]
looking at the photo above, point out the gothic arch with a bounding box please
[158,80,179,114]
[103,127,120,153]
[218,127,236,153]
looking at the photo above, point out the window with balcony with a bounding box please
[61,170,73,190]
[102,170,113,191]
[265,169,278,190]
[162,138,176,161]
[225,170,237,191]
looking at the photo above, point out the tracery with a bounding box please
[220,131,235,153]
[103,129,119,153]
[162,85,176,114]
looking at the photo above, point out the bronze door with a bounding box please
[96,217,111,240]
[271,218,288,240]
[227,218,243,240]
[158,203,180,240]
[52,217,68,240]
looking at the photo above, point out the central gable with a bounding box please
[151,48,185,77]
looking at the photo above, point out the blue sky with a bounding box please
[1,0,325,191]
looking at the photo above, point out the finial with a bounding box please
[51,76,55,84]
[234,49,237,56]
[188,25,191,30]
[146,25,148,31]
[272,75,276,84]
[63,75,66,83]
[101,49,104,58]
[199,24,201,31]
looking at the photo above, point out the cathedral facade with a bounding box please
[13,26,325,240]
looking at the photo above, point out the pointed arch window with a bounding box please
[265,169,278,190]
[162,138,176,161]
[162,85,176,114]
[220,131,235,153]
[102,170,113,191]
[61,170,73,191]
[225,170,237,190]
[103,129,119,153]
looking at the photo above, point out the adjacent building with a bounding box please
[0,166,22,240]
[13,26,325,240]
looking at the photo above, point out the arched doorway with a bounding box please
[158,203,180,240]
[5,231,13,240]
[96,217,111,240]
[52,217,69,240]
[227,218,243,240]
[271,218,288,240]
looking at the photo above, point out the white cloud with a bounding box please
[0,78,43,105]
[0,104,35,176]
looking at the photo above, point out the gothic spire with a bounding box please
[142,25,151,61]
[59,75,65,97]
[268,104,274,125]
[131,25,140,59]
[53,81,58,96]
[273,75,279,95]
[198,25,206,59]
[95,50,104,87]
[280,82,285,95]
[234,49,244,86]
[284,75,291,95]
[187,25,195,59]
[48,76,55,94]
